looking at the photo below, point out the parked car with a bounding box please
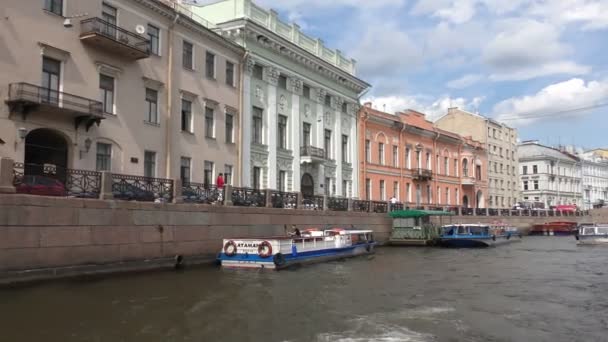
[112,183,155,202]
[16,175,66,196]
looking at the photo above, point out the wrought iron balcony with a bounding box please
[80,17,150,60]
[300,146,326,163]
[6,83,104,131]
[413,168,433,181]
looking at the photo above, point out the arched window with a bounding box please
[462,158,469,177]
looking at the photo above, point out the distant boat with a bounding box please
[529,221,578,236]
[575,224,608,245]
[217,227,376,269]
[439,224,522,248]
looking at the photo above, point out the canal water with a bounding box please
[1,237,607,342]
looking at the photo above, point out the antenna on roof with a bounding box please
[383,104,386,112]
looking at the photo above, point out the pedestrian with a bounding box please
[216,173,225,189]
[390,196,398,211]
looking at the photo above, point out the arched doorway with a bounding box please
[476,190,485,209]
[462,195,469,208]
[24,129,69,181]
[301,173,314,197]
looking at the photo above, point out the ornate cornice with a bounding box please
[290,77,303,95]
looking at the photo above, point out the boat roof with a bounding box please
[390,209,454,218]
[441,224,491,227]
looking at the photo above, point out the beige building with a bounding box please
[0,0,245,186]
[435,108,520,208]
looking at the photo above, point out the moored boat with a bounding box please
[217,228,376,269]
[575,224,608,245]
[529,221,578,236]
[439,224,522,248]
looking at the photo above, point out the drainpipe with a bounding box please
[237,51,250,187]
[164,13,180,178]
[433,131,439,206]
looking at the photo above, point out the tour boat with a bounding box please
[529,221,578,236]
[439,224,522,248]
[217,228,376,269]
[575,224,608,245]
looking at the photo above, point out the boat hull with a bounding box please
[218,242,376,269]
[440,235,521,248]
[576,235,608,245]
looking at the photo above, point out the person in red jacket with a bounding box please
[216,173,225,189]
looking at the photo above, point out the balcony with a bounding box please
[461,176,476,186]
[80,18,150,60]
[300,146,325,164]
[6,83,104,131]
[413,168,432,181]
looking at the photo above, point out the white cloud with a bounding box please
[489,61,591,81]
[411,0,528,23]
[256,0,404,10]
[493,78,608,125]
[529,0,608,31]
[447,74,485,88]
[363,95,484,120]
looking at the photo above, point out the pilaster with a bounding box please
[241,72,252,187]
[265,67,279,189]
[291,89,301,192]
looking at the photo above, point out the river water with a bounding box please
[1,237,607,342]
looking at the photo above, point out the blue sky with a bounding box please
[253,0,608,149]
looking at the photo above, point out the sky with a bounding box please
[198,0,608,149]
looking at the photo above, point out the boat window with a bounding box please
[469,226,485,235]
[457,226,468,234]
[596,228,608,235]
[584,228,596,235]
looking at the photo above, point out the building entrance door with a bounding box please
[301,173,314,197]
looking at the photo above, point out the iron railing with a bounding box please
[231,187,266,207]
[182,182,221,204]
[302,195,323,210]
[413,168,433,180]
[352,200,370,212]
[371,201,388,213]
[7,82,103,117]
[112,173,173,203]
[13,162,101,198]
[300,146,325,159]
[389,202,404,211]
[270,191,298,209]
[327,197,348,211]
[80,17,150,55]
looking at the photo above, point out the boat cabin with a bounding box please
[579,225,608,236]
[442,224,491,237]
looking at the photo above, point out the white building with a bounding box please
[518,141,582,207]
[580,151,608,209]
[189,0,369,197]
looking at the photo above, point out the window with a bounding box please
[252,167,261,189]
[225,61,235,87]
[393,182,399,199]
[102,3,117,25]
[365,178,371,200]
[205,51,215,79]
[278,115,287,149]
[499,147,503,157]
[278,171,287,192]
[181,99,192,133]
[99,74,114,114]
[225,113,234,143]
[145,88,158,124]
[533,165,538,174]
[303,123,311,147]
[252,106,263,144]
[446,188,450,205]
[454,159,459,176]
[183,41,193,69]
[204,161,214,186]
[463,159,469,176]
[426,152,431,170]
[253,65,263,80]
[444,157,449,176]
[416,150,421,168]
[205,106,214,138]
[325,177,331,196]
[393,146,399,167]
[456,188,459,205]
[325,94,331,107]
[380,180,385,200]
[406,183,411,202]
[365,140,371,162]
[342,102,347,113]
[494,163,497,173]
[342,135,348,163]
[180,157,191,184]
[379,143,385,165]
[523,181,529,190]
[427,185,432,204]
[343,180,348,197]
[144,151,156,178]
[436,155,440,174]
[523,165,528,175]
[303,84,311,99]
[324,129,332,159]
[278,75,287,90]
[224,165,233,185]
[41,57,60,105]
[96,143,112,171]
[437,186,441,204]
[493,129,496,138]
[44,0,63,16]
[148,24,160,55]
[534,180,539,190]
[406,148,411,168]
[476,165,482,180]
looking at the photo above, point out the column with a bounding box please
[265,67,279,190]
[334,98,343,197]
[316,88,326,195]
[350,105,359,198]
[241,59,254,187]
[291,78,302,192]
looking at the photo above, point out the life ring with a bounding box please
[273,253,286,266]
[258,241,273,258]
[224,240,237,257]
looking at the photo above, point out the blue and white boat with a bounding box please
[439,224,522,248]
[217,228,376,269]
[575,224,608,245]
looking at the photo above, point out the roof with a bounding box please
[518,142,579,162]
[389,210,454,218]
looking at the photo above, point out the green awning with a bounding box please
[389,209,454,218]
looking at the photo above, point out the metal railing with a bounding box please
[13,162,101,198]
[112,173,173,203]
[300,146,325,159]
[80,17,150,55]
[327,197,348,211]
[371,201,388,213]
[413,168,433,180]
[231,187,266,207]
[182,182,221,204]
[352,200,370,212]
[8,83,103,116]
[270,191,298,209]
[302,195,323,210]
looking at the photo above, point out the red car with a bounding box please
[16,175,66,196]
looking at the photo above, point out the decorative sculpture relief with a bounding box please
[264,67,280,86]
[290,78,303,95]
[251,152,268,167]
[342,117,350,129]
[325,166,336,178]
[342,170,352,180]
[278,158,292,170]
[366,129,372,139]
[316,88,327,104]
[335,97,344,111]
[255,86,264,102]
[304,104,311,118]
[278,95,287,113]
[245,57,256,75]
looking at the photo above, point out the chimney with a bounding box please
[364,102,372,108]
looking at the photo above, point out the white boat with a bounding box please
[217,228,376,269]
[575,224,608,245]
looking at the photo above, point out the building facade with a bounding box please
[435,107,519,208]
[358,103,488,208]
[190,0,369,197]
[580,151,608,209]
[0,0,245,186]
[518,141,582,207]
